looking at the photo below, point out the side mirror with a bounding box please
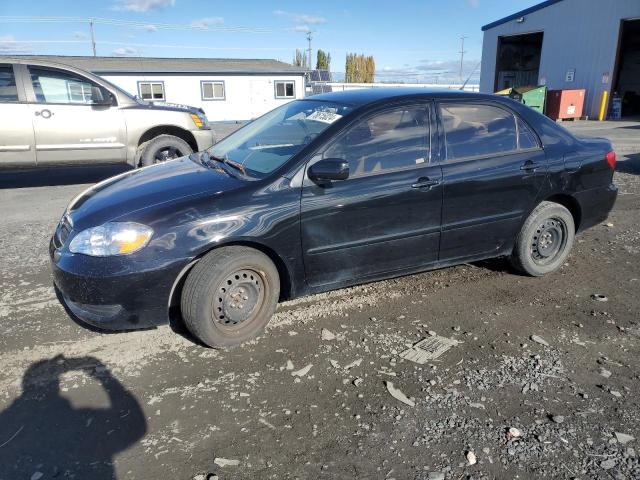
[91,86,113,106]
[308,158,349,182]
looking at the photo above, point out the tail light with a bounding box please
[605,151,616,170]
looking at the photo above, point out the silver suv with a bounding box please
[0,58,215,168]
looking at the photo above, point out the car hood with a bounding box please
[66,156,245,229]
[125,100,204,114]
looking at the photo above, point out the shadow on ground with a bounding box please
[0,355,146,479]
[0,164,132,189]
[617,154,640,175]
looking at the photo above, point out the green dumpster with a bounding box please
[495,85,547,114]
[519,86,547,114]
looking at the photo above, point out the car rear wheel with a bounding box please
[138,134,193,167]
[180,246,280,347]
[510,201,575,277]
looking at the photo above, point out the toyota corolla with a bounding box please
[50,89,617,347]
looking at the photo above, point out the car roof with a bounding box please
[308,88,497,107]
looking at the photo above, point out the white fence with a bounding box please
[309,82,480,94]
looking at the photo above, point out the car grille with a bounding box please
[54,215,73,248]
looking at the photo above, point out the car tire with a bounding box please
[138,134,193,167]
[181,246,280,348]
[510,201,575,277]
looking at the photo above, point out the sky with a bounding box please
[0,0,542,84]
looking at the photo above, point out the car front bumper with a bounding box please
[50,238,188,331]
[192,128,216,152]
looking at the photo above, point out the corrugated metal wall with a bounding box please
[480,0,640,118]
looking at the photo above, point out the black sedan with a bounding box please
[51,89,617,347]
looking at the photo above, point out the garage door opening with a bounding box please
[494,32,544,92]
[614,19,640,117]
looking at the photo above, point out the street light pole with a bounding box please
[459,35,467,84]
[306,31,313,70]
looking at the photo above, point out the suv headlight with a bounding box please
[69,222,153,257]
[190,112,209,129]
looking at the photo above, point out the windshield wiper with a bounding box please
[192,151,231,176]
[209,153,247,176]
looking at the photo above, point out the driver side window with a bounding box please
[29,66,98,104]
[321,105,430,178]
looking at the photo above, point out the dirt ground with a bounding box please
[0,120,638,480]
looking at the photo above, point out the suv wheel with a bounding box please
[511,201,575,276]
[138,134,193,167]
[181,246,280,348]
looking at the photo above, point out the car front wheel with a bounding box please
[511,201,575,276]
[181,246,280,347]
[138,134,193,167]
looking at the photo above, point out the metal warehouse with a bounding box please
[480,0,640,119]
[12,55,306,122]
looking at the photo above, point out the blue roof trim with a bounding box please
[481,0,565,31]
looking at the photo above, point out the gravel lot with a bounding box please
[0,120,638,480]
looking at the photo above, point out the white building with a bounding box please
[480,0,640,119]
[22,56,306,122]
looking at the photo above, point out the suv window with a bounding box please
[0,65,19,102]
[322,106,429,177]
[441,103,518,160]
[29,67,96,104]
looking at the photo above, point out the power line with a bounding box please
[0,38,295,52]
[0,16,278,34]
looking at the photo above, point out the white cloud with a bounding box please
[73,31,88,40]
[0,35,32,54]
[292,25,312,34]
[467,0,480,7]
[190,17,224,29]
[113,0,175,12]
[144,24,158,32]
[274,10,327,26]
[112,46,141,56]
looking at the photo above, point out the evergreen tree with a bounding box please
[316,49,331,70]
[293,49,307,68]
[345,53,375,83]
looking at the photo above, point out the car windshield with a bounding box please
[208,100,352,178]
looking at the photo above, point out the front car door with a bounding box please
[300,102,443,288]
[437,101,547,262]
[0,63,36,166]
[24,65,127,165]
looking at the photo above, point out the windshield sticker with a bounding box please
[307,110,343,124]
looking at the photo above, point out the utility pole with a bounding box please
[89,18,97,56]
[306,31,313,70]
[459,36,467,84]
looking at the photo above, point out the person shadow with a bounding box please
[0,355,146,479]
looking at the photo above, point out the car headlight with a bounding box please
[69,222,153,257]
[190,112,209,129]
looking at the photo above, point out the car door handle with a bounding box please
[411,177,440,189]
[520,161,540,172]
[34,109,53,119]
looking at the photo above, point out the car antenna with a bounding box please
[460,61,481,91]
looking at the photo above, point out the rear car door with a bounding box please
[25,65,127,165]
[300,102,443,287]
[437,101,547,261]
[0,63,36,166]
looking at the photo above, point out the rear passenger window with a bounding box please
[29,67,96,104]
[322,106,429,177]
[0,65,19,102]
[441,103,517,160]
[517,118,539,149]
